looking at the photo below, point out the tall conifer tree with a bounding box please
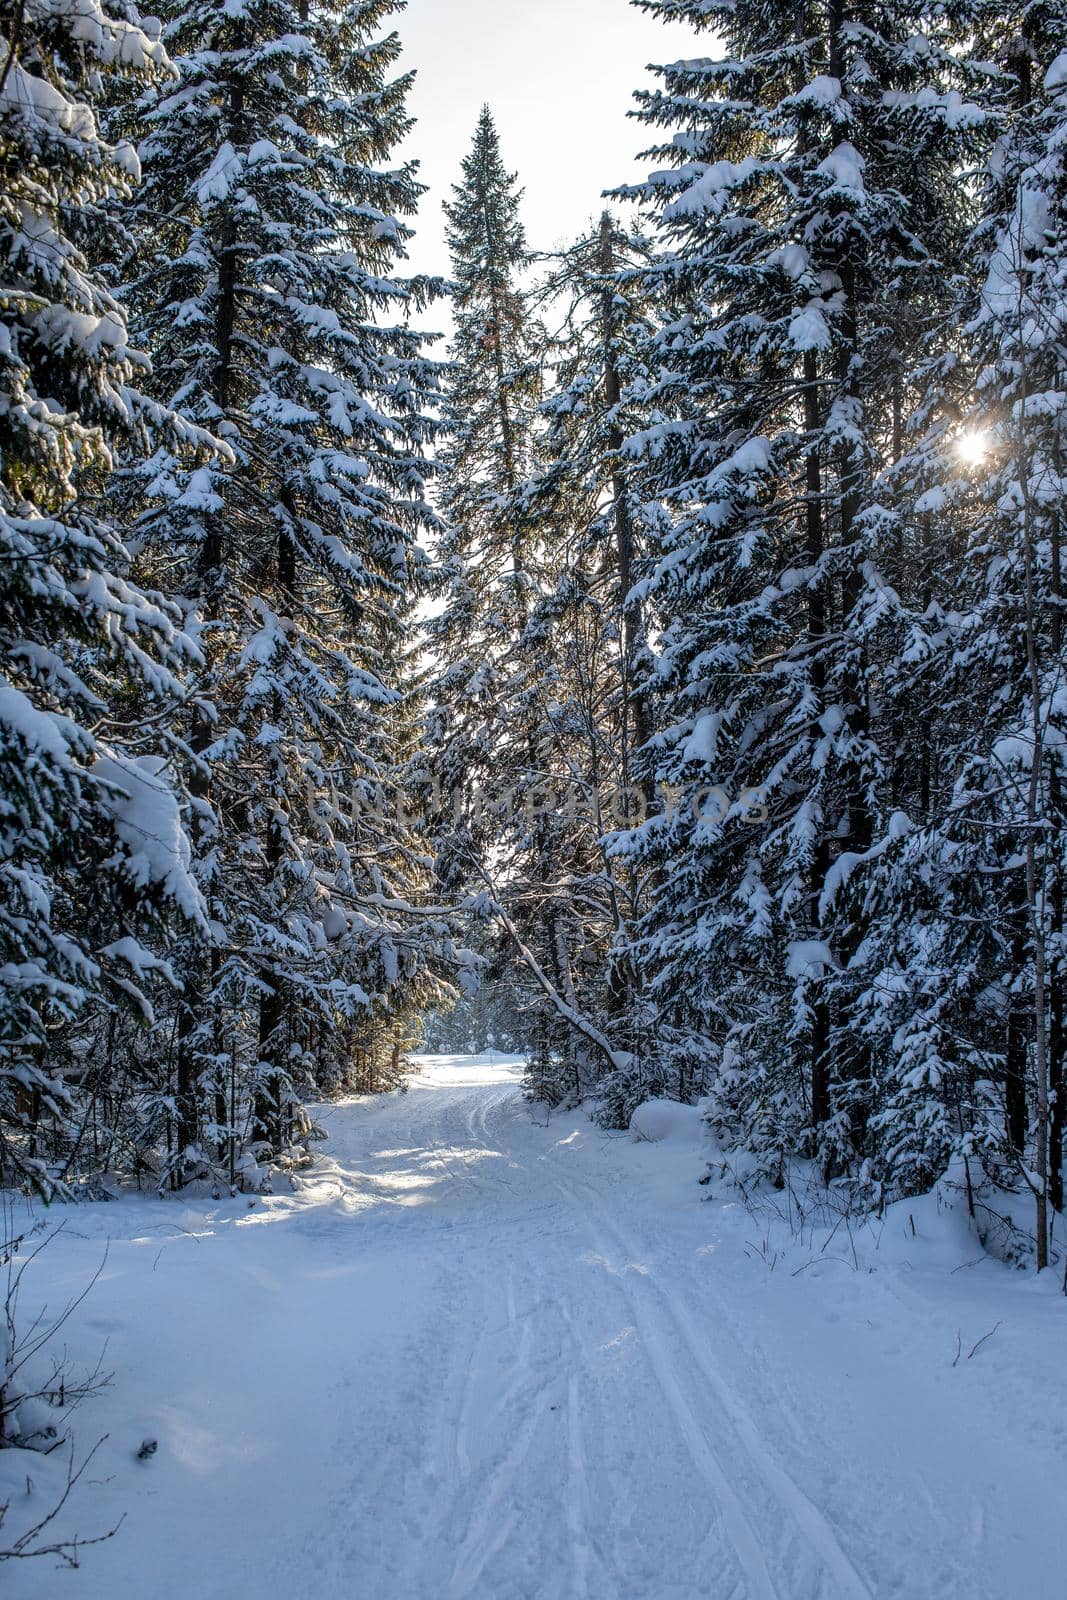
[117,0,448,1177]
[425,106,542,892]
[619,1,985,1169]
[855,7,1067,1253]
[0,0,207,1188]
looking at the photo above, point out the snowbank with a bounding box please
[629,1098,705,1144]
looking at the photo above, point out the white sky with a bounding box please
[395,0,700,285]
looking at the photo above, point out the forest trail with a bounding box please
[6,1054,1067,1600]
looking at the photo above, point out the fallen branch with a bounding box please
[967,1321,1002,1362]
[474,885,633,1082]
[0,1437,124,1567]
[790,1255,856,1276]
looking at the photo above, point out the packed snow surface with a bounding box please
[4,1053,1067,1598]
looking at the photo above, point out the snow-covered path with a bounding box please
[6,1053,1067,1598]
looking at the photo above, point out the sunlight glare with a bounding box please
[955,428,990,467]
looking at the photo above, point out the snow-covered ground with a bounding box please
[4,1053,1067,1598]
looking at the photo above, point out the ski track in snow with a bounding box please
[4,1053,1067,1600]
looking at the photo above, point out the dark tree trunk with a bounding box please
[598,213,655,817]
[1006,924,1030,1157]
[252,977,285,1152]
[803,347,831,1129]
[1048,504,1064,1210]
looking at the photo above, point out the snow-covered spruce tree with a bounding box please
[981,11,1067,1249]
[0,0,212,1191]
[504,213,670,1111]
[425,125,649,1100]
[115,0,452,1181]
[423,106,542,888]
[422,108,567,1059]
[616,2,986,1165]
[854,8,1067,1260]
